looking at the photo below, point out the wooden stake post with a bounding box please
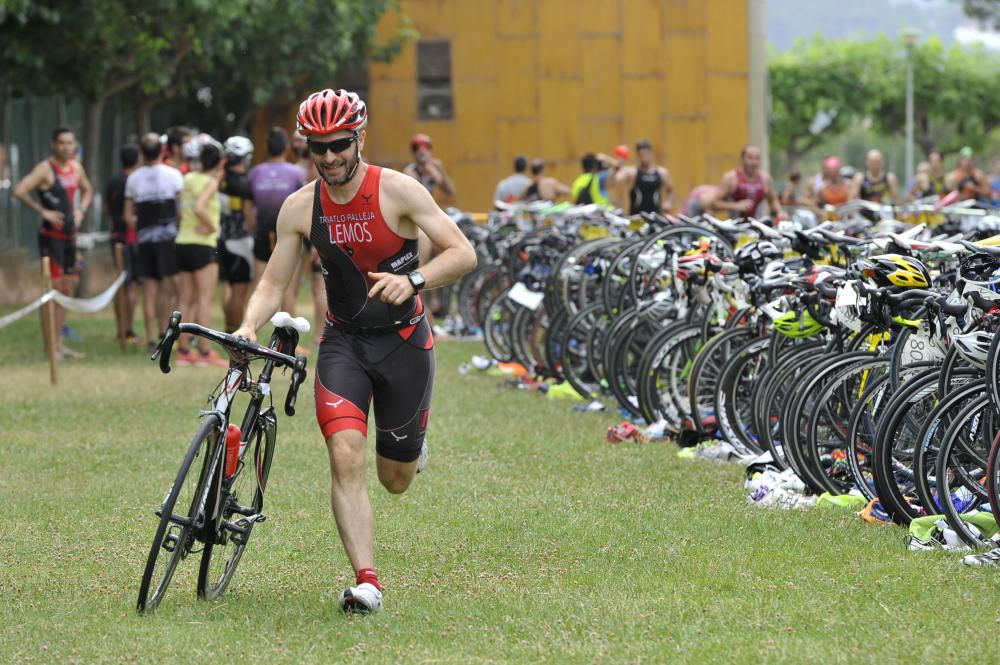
[41,257,58,385]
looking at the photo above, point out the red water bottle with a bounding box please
[224,424,242,477]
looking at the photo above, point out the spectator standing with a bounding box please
[124,133,184,348]
[175,140,228,367]
[218,136,257,332]
[11,126,93,358]
[104,143,141,344]
[493,155,530,205]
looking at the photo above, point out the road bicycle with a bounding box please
[136,310,309,612]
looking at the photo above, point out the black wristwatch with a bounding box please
[407,270,426,292]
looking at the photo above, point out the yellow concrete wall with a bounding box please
[364,0,750,211]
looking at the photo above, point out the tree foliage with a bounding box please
[958,0,1000,27]
[173,0,409,136]
[769,35,1000,168]
[768,37,892,167]
[0,0,408,194]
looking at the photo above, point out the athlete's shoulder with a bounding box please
[283,179,317,208]
[379,166,424,195]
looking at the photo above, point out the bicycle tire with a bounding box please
[137,415,221,612]
[198,409,277,599]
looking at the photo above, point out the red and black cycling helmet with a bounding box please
[410,133,432,151]
[296,89,367,136]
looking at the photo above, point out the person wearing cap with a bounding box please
[608,139,674,214]
[848,149,899,203]
[403,134,455,197]
[815,156,849,208]
[947,146,990,202]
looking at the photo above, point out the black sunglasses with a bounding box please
[307,135,358,156]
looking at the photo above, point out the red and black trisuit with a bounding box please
[311,165,433,462]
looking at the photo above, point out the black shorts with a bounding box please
[38,231,76,279]
[175,243,217,273]
[136,241,178,281]
[109,242,138,282]
[253,226,278,263]
[218,238,253,283]
[314,316,435,463]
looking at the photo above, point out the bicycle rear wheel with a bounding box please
[137,415,221,612]
[198,409,277,600]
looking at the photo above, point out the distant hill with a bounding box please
[767,0,968,51]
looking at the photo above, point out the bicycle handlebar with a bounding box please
[151,311,308,417]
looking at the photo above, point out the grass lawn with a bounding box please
[2,306,1000,664]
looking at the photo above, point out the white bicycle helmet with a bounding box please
[182,133,221,161]
[952,329,993,368]
[223,136,254,160]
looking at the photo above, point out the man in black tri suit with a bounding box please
[609,139,674,214]
[232,89,476,615]
[12,126,94,358]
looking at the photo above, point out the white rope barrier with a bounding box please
[0,271,126,329]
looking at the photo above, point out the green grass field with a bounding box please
[3,307,1000,664]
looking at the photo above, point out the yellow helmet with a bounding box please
[857,254,930,289]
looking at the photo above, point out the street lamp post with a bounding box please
[902,28,920,188]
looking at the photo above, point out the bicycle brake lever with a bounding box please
[155,311,182,374]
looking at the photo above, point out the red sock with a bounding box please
[356,567,381,591]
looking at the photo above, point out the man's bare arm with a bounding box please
[709,172,745,212]
[369,173,476,305]
[11,162,59,222]
[660,167,674,212]
[75,161,93,225]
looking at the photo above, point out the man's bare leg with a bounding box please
[326,429,374,572]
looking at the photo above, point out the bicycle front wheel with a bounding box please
[137,414,221,612]
[198,409,277,600]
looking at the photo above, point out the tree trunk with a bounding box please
[76,96,106,297]
[82,96,105,232]
[136,93,155,135]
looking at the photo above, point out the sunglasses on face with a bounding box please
[307,135,358,156]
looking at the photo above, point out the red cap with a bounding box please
[410,133,432,151]
[823,156,842,171]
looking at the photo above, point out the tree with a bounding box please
[161,0,410,138]
[957,0,1000,28]
[868,38,1000,157]
[768,37,892,169]
[0,1,248,227]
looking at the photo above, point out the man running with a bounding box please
[11,126,93,358]
[609,139,674,214]
[710,145,782,219]
[232,89,476,614]
[124,133,184,348]
[218,136,256,331]
[849,149,900,203]
[403,134,455,197]
[250,127,307,312]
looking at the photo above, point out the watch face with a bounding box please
[409,271,425,289]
